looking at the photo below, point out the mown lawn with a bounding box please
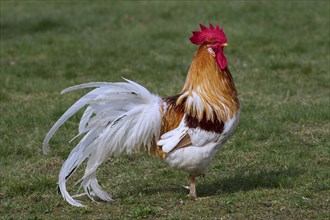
[0,1,329,219]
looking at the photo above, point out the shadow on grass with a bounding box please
[136,167,304,197]
[199,167,305,196]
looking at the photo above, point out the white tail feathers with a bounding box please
[43,79,163,206]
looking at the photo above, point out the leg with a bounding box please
[188,175,197,198]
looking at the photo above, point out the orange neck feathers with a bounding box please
[177,45,239,122]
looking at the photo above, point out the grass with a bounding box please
[1,1,329,219]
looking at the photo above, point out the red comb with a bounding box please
[190,23,227,45]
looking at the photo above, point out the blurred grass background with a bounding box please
[0,1,329,219]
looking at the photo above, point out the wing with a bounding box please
[157,114,227,155]
[157,117,192,154]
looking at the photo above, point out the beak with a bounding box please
[222,43,228,47]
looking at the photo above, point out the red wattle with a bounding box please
[216,50,227,70]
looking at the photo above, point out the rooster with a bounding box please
[43,23,240,207]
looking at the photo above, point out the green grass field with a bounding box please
[1,1,329,219]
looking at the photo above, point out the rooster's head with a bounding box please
[190,23,228,70]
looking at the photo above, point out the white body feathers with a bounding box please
[160,114,239,176]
